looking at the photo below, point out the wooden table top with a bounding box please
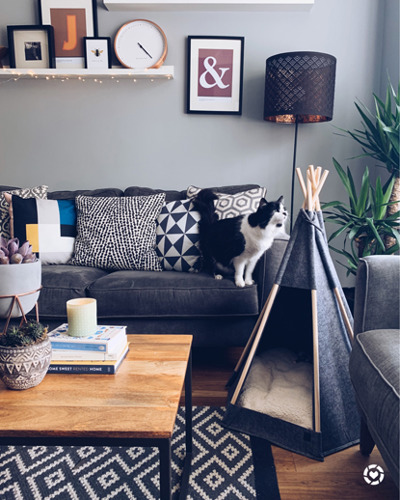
[0,334,192,440]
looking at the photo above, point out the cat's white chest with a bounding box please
[241,218,275,255]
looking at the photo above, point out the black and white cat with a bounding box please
[194,189,288,287]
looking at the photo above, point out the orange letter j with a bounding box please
[63,15,77,51]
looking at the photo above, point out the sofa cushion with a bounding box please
[0,185,48,240]
[10,196,77,265]
[187,185,267,219]
[156,199,201,273]
[124,186,186,203]
[349,329,399,483]
[39,265,109,317]
[48,188,124,200]
[88,270,259,318]
[71,194,165,271]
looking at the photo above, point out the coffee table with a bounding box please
[0,334,193,500]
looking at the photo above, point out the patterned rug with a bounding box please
[0,407,280,500]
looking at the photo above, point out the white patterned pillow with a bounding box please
[0,185,48,239]
[156,199,201,273]
[186,185,267,219]
[71,194,165,271]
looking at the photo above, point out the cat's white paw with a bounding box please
[235,278,246,288]
[214,274,223,280]
[245,279,255,286]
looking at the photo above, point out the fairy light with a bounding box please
[0,67,174,84]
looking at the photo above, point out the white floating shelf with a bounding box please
[0,66,174,80]
[104,0,314,11]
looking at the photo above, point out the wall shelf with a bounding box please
[103,0,314,11]
[0,66,174,81]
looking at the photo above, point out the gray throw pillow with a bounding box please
[71,193,165,271]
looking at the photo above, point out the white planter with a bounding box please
[0,260,42,318]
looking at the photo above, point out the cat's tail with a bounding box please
[193,189,219,226]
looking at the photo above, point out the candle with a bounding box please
[66,298,97,337]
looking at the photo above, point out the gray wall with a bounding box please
[0,0,398,285]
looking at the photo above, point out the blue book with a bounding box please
[48,324,127,353]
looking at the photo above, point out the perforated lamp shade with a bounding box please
[263,51,336,232]
[264,51,336,124]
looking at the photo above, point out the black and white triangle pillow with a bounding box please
[156,199,201,273]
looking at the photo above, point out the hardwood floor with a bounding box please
[182,346,399,500]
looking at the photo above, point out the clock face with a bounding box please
[114,20,167,70]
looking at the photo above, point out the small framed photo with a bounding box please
[38,0,98,68]
[187,36,244,115]
[84,37,111,69]
[7,25,55,69]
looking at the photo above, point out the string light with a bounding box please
[0,68,174,84]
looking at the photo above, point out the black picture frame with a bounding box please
[84,37,112,69]
[38,0,98,68]
[186,36,244,115]
[7,25,55,69]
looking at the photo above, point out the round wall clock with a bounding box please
[114,19,167,70]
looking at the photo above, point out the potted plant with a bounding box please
[0,237,41,323]
[323,159,400,276]
[338,80,399,248]
[0,320,51,390]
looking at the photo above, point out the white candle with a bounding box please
[66,298,97,337]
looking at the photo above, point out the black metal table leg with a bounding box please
[160,438,172,500]
[179,348,193,499]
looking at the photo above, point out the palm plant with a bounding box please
[322,159,400,275]
[338,80,399,248]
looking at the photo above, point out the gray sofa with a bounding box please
[1,184,288,346]
[349,256,400,488]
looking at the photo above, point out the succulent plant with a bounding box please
[0,320,48,347]
[0,237,37,265]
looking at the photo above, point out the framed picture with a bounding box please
[187,36,244,115]
[38,0,98,68]
[7,25,55,69]
[84,37,112,69]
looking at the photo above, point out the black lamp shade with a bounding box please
[264,51,336,124]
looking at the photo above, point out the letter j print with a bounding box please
[198,49,233,98]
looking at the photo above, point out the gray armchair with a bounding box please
[349,255,400,488]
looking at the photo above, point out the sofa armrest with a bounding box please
[254,234,289,306]
[354,256,400,335]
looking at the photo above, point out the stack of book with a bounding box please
[47,324,129,374]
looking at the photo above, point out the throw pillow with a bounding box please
[187,185,267,219]
[71,194,165,271]
[0,185,48,240]
[156,199,201,273]
[10,195,76,265]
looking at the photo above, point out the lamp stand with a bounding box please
[290,117,299,233]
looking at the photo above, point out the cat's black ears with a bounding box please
[258,198,268,208]
[278,196,284,203]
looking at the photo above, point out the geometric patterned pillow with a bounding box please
[10,195,76,265]
[71,194,165,271]
[0,185,48,240]
[186,185,267,219]
[156,199,201,273]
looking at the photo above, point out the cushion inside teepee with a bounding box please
[239,348,313,430]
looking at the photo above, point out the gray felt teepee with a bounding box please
[223,166,360,461]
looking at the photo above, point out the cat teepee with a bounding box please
[223,166,359,460]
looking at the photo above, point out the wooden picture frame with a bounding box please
[84,37,112,69]
[187,36,244,115]
[7,25,55,69]
[38,0,98,68]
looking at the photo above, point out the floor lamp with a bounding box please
[263,51,336,232]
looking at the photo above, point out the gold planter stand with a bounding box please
[1,286,42,333]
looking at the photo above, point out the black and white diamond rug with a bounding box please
[0,407,280,500]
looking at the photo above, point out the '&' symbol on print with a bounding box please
[199,56,230,89]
